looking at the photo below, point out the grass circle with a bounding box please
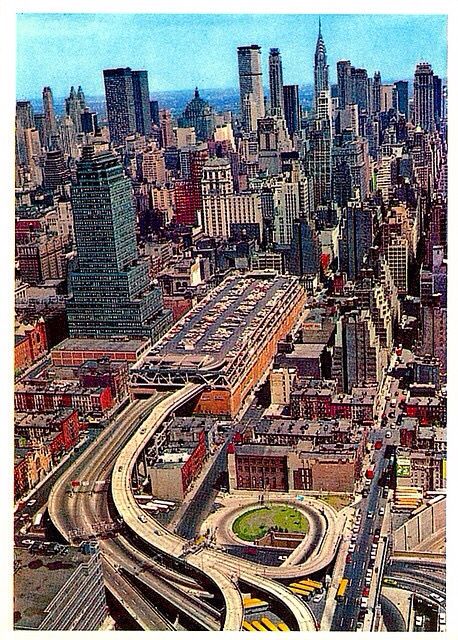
[232,504,309,542]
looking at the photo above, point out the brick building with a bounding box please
[51,337,150,367]
[14,317,48,374]
[14,382,113,415]
[78,359,130,402]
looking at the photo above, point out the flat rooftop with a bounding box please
[141,273,300,372]
[14,546,89,630]
[53,337,149,353]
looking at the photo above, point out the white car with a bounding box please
[430,592,445,604]
[349,543,356,553]
[27,499,37,507]
[415,615,423,627]
[313,593,324,603]
[360,597,369,609]
[439,612,446,625]
[138,514,147,523]
[21,539,34,546]
[385,431,392,439]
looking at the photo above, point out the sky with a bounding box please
[16,13,447,100]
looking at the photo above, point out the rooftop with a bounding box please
[52,337,149,354]
[14,546,90,630]
[141,273,300,374]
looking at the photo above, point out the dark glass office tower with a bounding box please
[394,80,408,117]
[283,85,300,137]
[67,146,172,340]
[269,48,284,116]
[289,218,320,277]
[132,70,152,135]
[103,68,136,145]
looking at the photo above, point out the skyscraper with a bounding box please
[237,45,265,131]
[103,68,136,145]
[351,68,369,112]
[289,218,320,277]
[433,75,443,129]
[65,86,84,133]
[67,146,171,339]
[337,61,352,108]
[283,85,300,137]
[338,201,374,280]
[413,62,435,133]
[314,19,329,109]
[394,80,409,117]
[42,86,57,148]
[269,48,284,116]
[132,70,152,136]
[373,71,382,114]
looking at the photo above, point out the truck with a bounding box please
[374,440,383,450]
[365,466,375,479]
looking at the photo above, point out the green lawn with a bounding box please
[232,504,309,542]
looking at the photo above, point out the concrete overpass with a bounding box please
[111,385,341,631]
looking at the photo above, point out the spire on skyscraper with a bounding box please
[314,18,329,109]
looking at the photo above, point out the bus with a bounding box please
[290,582,315,594]
[242,621,256,632]
[277,622,290,632]
[133,494,153,501]
[300,579,324,593]
[142,504,160,513]
[251,620,268,632]
[336,578,349,602]
[152,499,176,508]
[150,502,170,512]
[290,587,313,601]
[289,586,313,601]
[243,598,268,614]
[261,618,279,631]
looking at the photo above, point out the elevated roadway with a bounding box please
[48,394,219,631]
[112,385,340,631]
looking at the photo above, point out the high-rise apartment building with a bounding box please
[314,19,329,109]
[67,146,171,340]
[237,45,265,131]
[132,70,152,136]
[269,48,284,116]
[413,62,435,133]
[283,85,300,137]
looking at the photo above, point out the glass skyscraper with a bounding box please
[67,146,172,340]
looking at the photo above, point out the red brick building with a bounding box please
[15,409,81,464]
[15,382,113,415]
[78,359,130,402]
[14,317,48,374]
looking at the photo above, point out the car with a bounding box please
[415,615,423,627]
[430,592,445,604]
[383,487,389,498]
[362,488,369,497]
[385,431,392,439]
[379,507,385,516]
[356,621,364,631]
[27,499,36,507]
[367,511,374,519]
[439,612,446,625]
[388,411,395,419]
[365,479,371,486]
[362,586,370,597]
[313,592,324,603]
[349,543,356,553]
[346,553,352,564]
[351,534,358,543]
[360,596,369,609]
[21,539,34,546]
[138,514,147,523]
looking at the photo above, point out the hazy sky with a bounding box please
[16,13,447,99]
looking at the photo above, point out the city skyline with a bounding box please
[16,13,447,99]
